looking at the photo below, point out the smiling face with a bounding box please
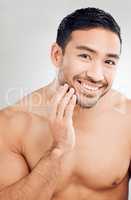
[51,27,121,108]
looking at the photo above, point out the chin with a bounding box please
[75,86,110,109]
[76,96,99,109]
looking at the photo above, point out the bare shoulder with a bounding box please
[126,98,131,114]
[111,90,131,152]
[117,92,131,135]
[0,106,31,131]
[0,106,32,151]
[125,98,131,135]
[0,102,50,147]
[0,107,32,190]
[0,86,53,189]
[111,89,131,115]
[15,86,47,116]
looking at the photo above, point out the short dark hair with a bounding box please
[56,7,122,53]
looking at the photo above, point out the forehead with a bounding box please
[66,28,121,55]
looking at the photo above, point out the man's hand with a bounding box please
[45,83,76,158]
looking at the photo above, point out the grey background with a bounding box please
[0,0,131,198]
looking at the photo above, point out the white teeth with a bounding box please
[81,83,98,91]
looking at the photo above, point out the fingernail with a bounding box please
[64,83,68,87]
[70,88,75,93]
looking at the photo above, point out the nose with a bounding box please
[86,61,104,82]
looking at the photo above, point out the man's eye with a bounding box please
[105,60,116,65]
[105,60,116,66]
[78,54,91,59]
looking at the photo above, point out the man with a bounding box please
[0,7,130,200]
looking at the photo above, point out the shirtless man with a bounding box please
[0,7,131,200]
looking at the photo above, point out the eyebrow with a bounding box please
[76,45,120,59]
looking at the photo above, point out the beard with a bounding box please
[57,69,110,109]
[75,85,111,109]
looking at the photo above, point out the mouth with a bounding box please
[75,79,104,94]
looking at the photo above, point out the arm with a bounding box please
[0,83,76,200]
[0,151,61,200]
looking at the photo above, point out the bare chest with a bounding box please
[55,124,130,192]
[24,113,131,192]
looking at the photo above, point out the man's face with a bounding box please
[56,28,121,108]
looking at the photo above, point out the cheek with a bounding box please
[63,54,86,72]
[61,59,78,78]
[63,62,88,81]
[104,69,116,84]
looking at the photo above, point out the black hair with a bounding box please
[56,7,122,53]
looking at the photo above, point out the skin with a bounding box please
[0,27,131,200]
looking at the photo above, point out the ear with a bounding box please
[50,43,63,68]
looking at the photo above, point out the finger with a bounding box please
[56,87,75,120]
[64,94,76,121]
[50,84,69,117]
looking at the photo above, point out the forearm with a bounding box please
[0,151,61,200]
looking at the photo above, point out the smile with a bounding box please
[76,80,102,93]
[81,82,98,91]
